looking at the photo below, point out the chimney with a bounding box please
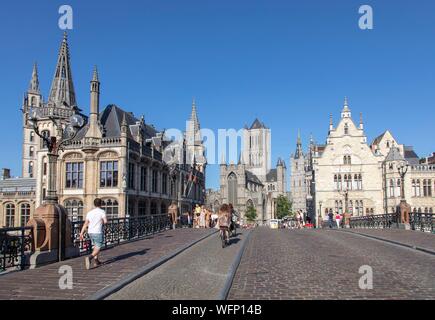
[2,168,11,180]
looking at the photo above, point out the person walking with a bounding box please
[168,201,178,230]
[336,213,342,228]
[80,198,108,270]
[328,211,334,228]
[199,205,206,228]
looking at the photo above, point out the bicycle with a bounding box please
[219,226,229,248]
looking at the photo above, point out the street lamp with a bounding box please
[27,108,85,261]
[397,162,409,201]
[318,200,323,229]
[339,186,349,228]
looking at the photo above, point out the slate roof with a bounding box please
[250,118,267,130]
[371,131,387,146]
[0,178,36,192]
[385,147,405,162]
[266,169,277,182]
[404,146,420,165]
[245,171,263,185]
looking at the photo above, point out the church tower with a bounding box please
[22,63,42,178]
[242,118,271,181]
[290,130,307,213]
[185,98,206,173]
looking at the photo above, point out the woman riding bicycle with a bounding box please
[218,204,231,247]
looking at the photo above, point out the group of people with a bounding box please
[328,211,344,228]
[294,210,313,229]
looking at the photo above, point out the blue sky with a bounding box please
[0,0,434,190]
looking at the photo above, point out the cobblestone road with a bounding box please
[0,228,213,300]
[228,228,435,300]
[107,230,248,300]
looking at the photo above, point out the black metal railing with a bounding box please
[0,227,33,272]
[71,214,171,255]
[349,214,395,229]
[410,213,434,233]
[349,212,434,233]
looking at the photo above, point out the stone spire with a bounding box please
[329,114,333,131]
[48,32,77,107]
[85,66,102,139]
[359,112,364,129]
[28,63,40,94]
[190,97,200,132]
[294,130,303,159]
[341,96,351,118]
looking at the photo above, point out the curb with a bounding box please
[336,229,435,256]
[87,229,218,300]
[218,229,253,301]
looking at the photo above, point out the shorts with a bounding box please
[89,233,104,249]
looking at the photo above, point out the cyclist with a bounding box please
[218,204,230,247]
[228,204,236,237]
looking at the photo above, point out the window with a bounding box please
[396,179,401,197]
[412,179,416,197]
[41,130,50,149]
[228,172,238,206]
[170,177,176,196]
[423,179,432,197]
[65,162,84,189]
[100,161,118,188]
[64,200,84,222]
[102,199,118,219]
[343,155,351,165]
[43,161,47,176]
[29,147,34,157]
[28,161,34,178]
[20,203,31,227]
[128,163,135,189]
[30,131,35,142]
[162,173,168,195]
[389,179,395,198]
[140,167,147,191]
[337,174,342,190]
[161,203,167,215]
[138,201,147,216]
[150,202,157,215]
[5,204,15,227]
[152,170,158,193]
[344,123,349,135]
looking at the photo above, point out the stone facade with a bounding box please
[214,119,287,224]
[291,98,435,220]
[1,33,206,227]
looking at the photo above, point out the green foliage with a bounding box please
[276,195,292,219]
[245,205,257,223]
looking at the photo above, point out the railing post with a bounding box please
[20,228,26,270]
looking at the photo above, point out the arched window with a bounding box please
[29,146,35,157]
[5,204,15,227]
[101,199,118,219]
[337,174,342,190]
[20,203,31,226]
[64,200,84,222]
[389,179,395,198]
[344,123,349,135]
[30,131,35,142]
[412,179,417,197]
[416,180,421,197]
[228,173,238,206]
[31,96,36,107]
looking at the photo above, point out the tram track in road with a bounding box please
[105,228,252,300]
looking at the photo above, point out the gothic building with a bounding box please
[0,33,206,227]
[216,119,287,224]
[290,98,435,221]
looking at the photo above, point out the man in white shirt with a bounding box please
[80,198,107,270]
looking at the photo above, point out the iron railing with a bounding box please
[0,227,33,272]
[410,213,434,233]
[71,214,171,255]
[349,212,434,233]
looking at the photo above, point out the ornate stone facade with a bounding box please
[291,98,435,220]
[1,33,206,227]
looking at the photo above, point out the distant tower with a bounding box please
[290,130,307,213]
[85,66,102,139]
[22,63,42,178]
[242,118,271,181]
[185,98,206,173]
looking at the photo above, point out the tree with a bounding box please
[276,195,292,220]
[245,204,257,223]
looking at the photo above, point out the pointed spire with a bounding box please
[359,112,364,129]
[28,63,40,94]
[190,97,200,132]
[295,130,303,159]
[341,96,351,118]
[92,65,99,82]
[220,153,226,166]
[48,32,77,107]
[238,153,245,165]
[297,129,301,145]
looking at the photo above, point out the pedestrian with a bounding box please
[328,211,334,228]
[205,208,211,228]
[299,211,305,228]
[80,198,108,270]
[200,205,206,228]
[168,201,178,230]
[187,211,193,228]
[335,213,342,228]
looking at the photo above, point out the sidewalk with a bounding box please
[343,229,435,253]
[0,228,214,300]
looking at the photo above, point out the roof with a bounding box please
[385,147,404,162]
[404,146,419,165]
[266,169,277,182]
[0,178,36,192]
[245,171,263,185]
[250,118,267,130]
[371,131,387,146]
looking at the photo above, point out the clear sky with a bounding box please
[0,0,434,190]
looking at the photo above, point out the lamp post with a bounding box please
[27,108,85,261]
[318,200,323,229]
[339,187,349,228]
[397,162,409,201]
